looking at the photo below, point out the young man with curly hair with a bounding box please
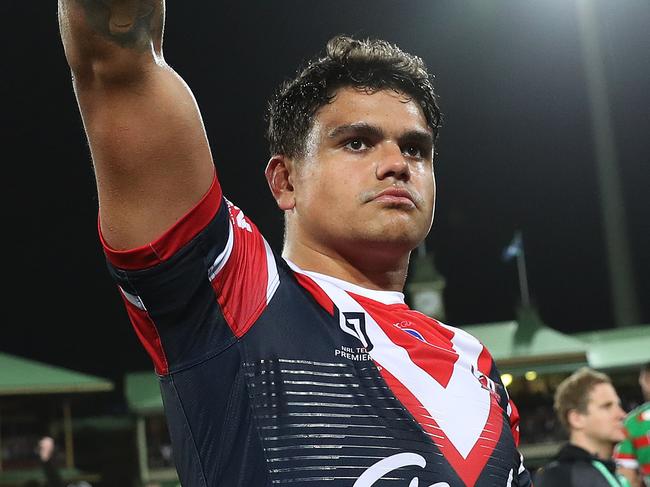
[58,1,531,485]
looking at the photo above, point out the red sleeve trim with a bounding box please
[120,292,169,375]
[100,171,222,270]
[210,206,272,338]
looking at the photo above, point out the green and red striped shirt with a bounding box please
[615,402,650,483]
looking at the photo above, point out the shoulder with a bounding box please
[625,401,650,426]
[436,320,486,350]
[636,401,650,416]
[437,321,500,373]
[443,321,479,340]
[534,460,572,486]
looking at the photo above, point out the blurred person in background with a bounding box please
[25,437,93,487]
[535,367,630,486]
[36,436,64,487]
[615,362,650,487]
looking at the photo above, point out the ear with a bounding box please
[567,409,586,431]
[265,155,296,211]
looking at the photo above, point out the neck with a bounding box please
[570,433,614,460]
[282,240,410,292]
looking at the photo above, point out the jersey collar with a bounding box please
[285,259,406,305]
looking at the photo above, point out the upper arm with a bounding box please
[60,0,215,250]
[76,64,216,250]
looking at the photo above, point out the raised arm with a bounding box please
[58,0,215,250]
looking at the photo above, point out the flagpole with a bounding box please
[514,230,531,309]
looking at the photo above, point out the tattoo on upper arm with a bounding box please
[73,0,161,49]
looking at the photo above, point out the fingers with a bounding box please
[106,0,155,35]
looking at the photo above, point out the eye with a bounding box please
[344,138,369,151]
[403,145,423,158]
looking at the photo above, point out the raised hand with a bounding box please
[98,0,156,35]
[60,0,162,50]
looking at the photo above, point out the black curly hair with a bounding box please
[267,35,442,159]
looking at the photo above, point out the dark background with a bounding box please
[3,1,649,385]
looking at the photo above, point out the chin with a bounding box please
[357,233,423,257]
[377,219,428,244]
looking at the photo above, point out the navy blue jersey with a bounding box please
[102,173,532,486]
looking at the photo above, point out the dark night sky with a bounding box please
[3,1,649,384]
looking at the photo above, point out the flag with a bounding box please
[502,232,523,262]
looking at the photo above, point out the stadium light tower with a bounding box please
[576,0,640,327]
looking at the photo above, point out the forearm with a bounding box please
[58,0,164,81]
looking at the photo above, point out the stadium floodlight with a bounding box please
[524,371,538,382]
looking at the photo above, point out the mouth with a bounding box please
[370,187,418,209]
[109,21,134,32]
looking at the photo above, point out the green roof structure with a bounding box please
[461,309,650,375]
[125,370,164,415]
[574,325,650,370]
[0,352,113,476]
[0,352,113,396]
[461,307,589,375]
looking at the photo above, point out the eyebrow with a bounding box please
[327,122,434,147]
[598,399,621,408]
[399,130,435,151]
[327,122,383,140]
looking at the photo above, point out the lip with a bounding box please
[372,187,417,208]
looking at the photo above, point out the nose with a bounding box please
[375,142,410,181]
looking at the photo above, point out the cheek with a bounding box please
[295,166,327,205]
[420,171,436,212]
[304,177,351,214]
[416,164,435,188]
[598,414,613,428]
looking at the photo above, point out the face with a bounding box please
[576,383,627,445]
[283,87,435,261]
